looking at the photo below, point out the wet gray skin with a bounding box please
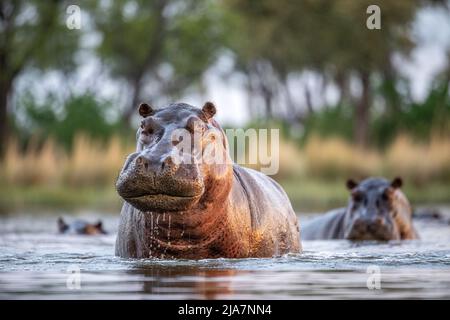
[302,177,419,241]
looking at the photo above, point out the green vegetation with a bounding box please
[1,131,448,212]
[0,1,449,213]
[16,92,129,150]
[0,185,121,214]
[1,179,448,214]
[282,179,450,212]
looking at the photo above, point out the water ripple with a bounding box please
[0,213,449,299]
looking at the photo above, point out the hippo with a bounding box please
[413,208,449,223]
[115,102,301,259]
[57,217,107,235]
[302,177,418,241]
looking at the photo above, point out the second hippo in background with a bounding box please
[58,217,107,235]
[302,177,418,241]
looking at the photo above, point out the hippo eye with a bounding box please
[140,119,156,136]
[140,127,154,136]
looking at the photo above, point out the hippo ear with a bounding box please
[202,102,216,120]
[57,217,68,233]
[138,103,154,118]
[346,179,358,190]
[95,221,103,229]
[391,177,403,189]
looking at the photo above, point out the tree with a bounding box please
[18,92,121,150]
[87,0,225,124]
[0,0,80,156]
[224,0,421,147]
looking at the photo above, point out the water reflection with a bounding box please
[129,265,241,299]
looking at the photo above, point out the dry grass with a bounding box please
[1,137,65,186]
[303,135,381,179]
[1,135,134,188]
[298,134,450,183]
[1,133,449,187]
[66,135,131,186]
[0,133,449,211]
[386,134,450,184]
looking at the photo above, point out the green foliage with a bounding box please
[16,92,126,150]
[164,1,226,88]
[1,0,80,78]
[223,0,438,147]
[224,0,417,74]
[0,0,81,156]
[298,77,450,147]
[4,0,449,153]
[87,0,227,106]
[301,105,354,144]
[372,78,450,145]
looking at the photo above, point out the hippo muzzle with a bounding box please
[345,214,400,241]
[116,151,204,212]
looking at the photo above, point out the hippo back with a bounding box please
[232,165,301,254]
[301,209,346,240]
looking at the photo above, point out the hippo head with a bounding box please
[116,102,232,212]
[343,177,406,241]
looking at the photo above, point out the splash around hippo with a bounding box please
[115,102,301,259]
[302,177,418,241]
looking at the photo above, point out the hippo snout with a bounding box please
[116,151,204,212]
[346,216,398,241]
[134,154,180,178]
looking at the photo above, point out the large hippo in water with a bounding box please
[115,102,301,259]
[302,177,418,241]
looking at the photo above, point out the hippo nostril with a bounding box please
[162,156,177,171]
[136,156,150,171]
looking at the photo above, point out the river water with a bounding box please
[0,209,449,299]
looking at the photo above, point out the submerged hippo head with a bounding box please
[116,102,232,212]
[343,177,415,241]
[57,217,107,235]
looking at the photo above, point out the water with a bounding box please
[1,209,450,299]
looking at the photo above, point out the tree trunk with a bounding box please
[0,46,11,158]
[123,75,142,125]
[354,71,371,148]
[336,72,350,106]
[0,78,10,158]
[304,83,314,114]
[246,72,258,119]
[121,0,168,125]
[261,84,273,121]
[283,77,297,121]
[382,65,400,115]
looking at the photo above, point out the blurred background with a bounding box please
[0,0,449,213]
